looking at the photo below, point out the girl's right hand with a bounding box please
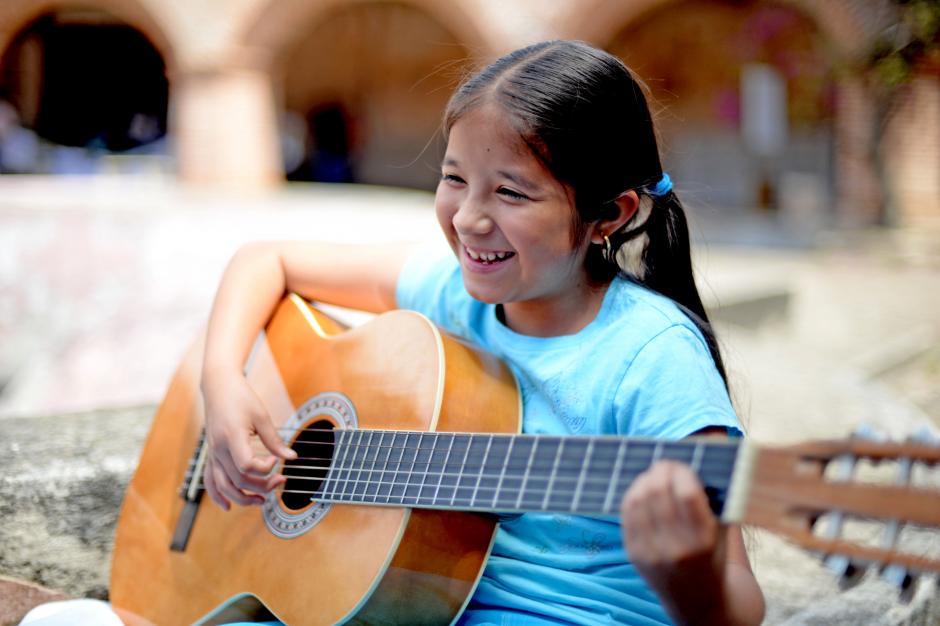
[201,372,297,510]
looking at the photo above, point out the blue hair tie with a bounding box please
[648,172,673,197]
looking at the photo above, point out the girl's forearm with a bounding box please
[659,561,764,626]
[202,243,287,384]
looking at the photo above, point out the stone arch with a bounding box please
[0,0,176,73]
[232,0,495,189]
[0,1,176,171]
[556,0,870,59]
[233,0,495,73]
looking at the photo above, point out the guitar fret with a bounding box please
[346,431,366,502]
[514,437,539,510]
[369,430,388,502]
[690,441,704,478]
[578,439,619,513]
[389,431,409,502]
[570,439,594,512]
[450,436,475,507]
[376,431,397,503]
[330,430,354,501]
[402,432,418,504]
[366,430,385,502]
[359,430,378,501]
[492,436,516,509]
[431,433,456,506]
[413,433,433,504]
[602,439,628,514]
[541,438,565,511]
[469,435,495,508]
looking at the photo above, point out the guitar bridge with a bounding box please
[170,430,208,552]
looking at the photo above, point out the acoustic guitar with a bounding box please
[110,295,940,626]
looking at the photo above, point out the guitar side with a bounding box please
[110,297,522,625]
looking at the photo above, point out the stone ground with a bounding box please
[1,176,939,624]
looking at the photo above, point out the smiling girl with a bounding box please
[199,40,765,626]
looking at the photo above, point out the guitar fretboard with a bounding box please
[308,430,740,516]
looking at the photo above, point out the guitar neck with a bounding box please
[295,430,747,518]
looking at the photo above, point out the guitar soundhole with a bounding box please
[281,419,335,511]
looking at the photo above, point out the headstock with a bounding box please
[733,427,940,596]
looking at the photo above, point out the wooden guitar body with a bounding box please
[110,296,521,625]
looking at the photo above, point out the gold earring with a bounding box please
[603,235,613,263]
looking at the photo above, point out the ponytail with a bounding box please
[613,190,729,387]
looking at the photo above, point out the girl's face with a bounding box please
[435,103,598,332]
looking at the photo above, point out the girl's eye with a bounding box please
[441,173,465,184]
[498,187,529,201]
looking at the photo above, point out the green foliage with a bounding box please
[868,0,940,89]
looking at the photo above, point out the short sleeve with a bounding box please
[396,244,455,310]
[395,244,478,339]
[616,324,742,439]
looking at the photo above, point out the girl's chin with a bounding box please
[460,277,506,305]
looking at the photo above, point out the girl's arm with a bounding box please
[200,241,416,510]
[620,459,766,626]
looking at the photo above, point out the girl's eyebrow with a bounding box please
[441,157,540,192]
[497,170,539,192]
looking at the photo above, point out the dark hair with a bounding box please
[443,40,727,385]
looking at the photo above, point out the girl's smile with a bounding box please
[462,244,516,271]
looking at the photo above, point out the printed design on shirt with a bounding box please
[533,529,612,559]
[542,373,587,433]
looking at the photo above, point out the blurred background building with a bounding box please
[0,0,936,230]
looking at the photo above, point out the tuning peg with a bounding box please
[909,426,939,446]
[852,424,886,441]
[881,564,917,602]
[825,554,866,589]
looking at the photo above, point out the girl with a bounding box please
[201,40,764,626]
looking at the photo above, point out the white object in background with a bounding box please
[19,599,123,626]
[741,63,788,157]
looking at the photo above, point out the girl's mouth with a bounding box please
[464,245,516,266]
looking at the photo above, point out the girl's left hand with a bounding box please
[620,460,728,623]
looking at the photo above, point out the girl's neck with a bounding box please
[500,280,610,338]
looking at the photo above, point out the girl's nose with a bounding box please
[452,199,494,236]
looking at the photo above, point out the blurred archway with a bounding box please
[609,1,835,220]
[255,1,477,189]
[0,6,170,174]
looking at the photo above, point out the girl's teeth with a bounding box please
[466,246,515,263]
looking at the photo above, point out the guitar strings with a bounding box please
[237,438,739,456]
[194,463,735,488]
[191,460,737,513]
[192,462,735,498]
[193,472,733,500]
[186,442,736,485]
[186,452,736,481]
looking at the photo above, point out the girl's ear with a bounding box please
[590,190,640,244]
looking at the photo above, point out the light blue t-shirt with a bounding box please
[395,248,742,626]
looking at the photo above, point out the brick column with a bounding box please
[172,67,282,188]
[833,76,883,226]
[883,75,940,227]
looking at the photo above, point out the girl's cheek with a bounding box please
[434,190,459,229]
